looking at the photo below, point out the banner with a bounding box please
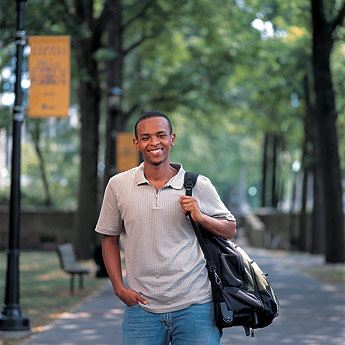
[117,132,140,172]
[28,36,70,117]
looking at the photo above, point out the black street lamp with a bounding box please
[107,86,122,177]
[0,0,30,331]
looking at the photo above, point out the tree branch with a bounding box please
[123,94,181,121]
[151,95,179,103]
[95,0,114,35]
[73,0,94,26]
[123,102,141,119]
[0,37,16,48]
[122,0,155,31]
[123,1,180,55]
[123,31,158,56]
[29,123,52,207]
[57,0,81,25]
[331,1,345,32]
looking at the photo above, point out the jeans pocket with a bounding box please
[127,304,140,309]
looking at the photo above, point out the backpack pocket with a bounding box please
[219,253,244,288]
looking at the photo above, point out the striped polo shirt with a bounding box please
[95,162,235,313]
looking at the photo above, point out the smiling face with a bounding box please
[133,116,175,167]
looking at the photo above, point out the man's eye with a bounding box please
[159,134,167,138]
[142,137,149,141]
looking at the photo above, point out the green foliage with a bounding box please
[21,117,80,209]
[0,107,11,130]
[124,0,313,206]
[170,108,262,203]
[1,0,344,211]
[0,117,80,208]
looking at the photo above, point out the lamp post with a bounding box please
[0,0,30,331]
[107,86,122,178]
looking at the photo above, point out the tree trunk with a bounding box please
[311,0,345,262]
[311,156,325,254]
[289,171,299,249]
[271,135,278,208]
[73,79,100,259]
[29,121,52,207]
[299,76,312,252]
[104,0,124,189]
[303,74,326,254]
[73,24,101,259]
[277,138,286,208]
[261,134,269,207]
[299,168,309,252]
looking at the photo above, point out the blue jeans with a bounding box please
[122,302,220,345]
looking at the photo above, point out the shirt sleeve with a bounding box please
[95,180,123,236]
[198,176,236,221]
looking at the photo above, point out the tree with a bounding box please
[72,0,185,258]
[68,0,108,259]
[1,0,344,260]
[28,120,52,206]
[1,0,106,257]
[103,0,182,186]
[301,75,326,254]
[311,0,345,263]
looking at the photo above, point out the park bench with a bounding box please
[56,243,91,295]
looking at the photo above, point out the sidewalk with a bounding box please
[25,282,123,345]
[25,246,345,345]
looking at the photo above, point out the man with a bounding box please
[95,111,236,345]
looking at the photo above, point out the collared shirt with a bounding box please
[95,162,235,313]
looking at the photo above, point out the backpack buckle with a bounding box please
[185,180,193,196]
[220,302,233,324]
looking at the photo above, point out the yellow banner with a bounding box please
[28,36,70,117]
[117,132,140,173]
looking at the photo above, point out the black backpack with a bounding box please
[184,172,279,337]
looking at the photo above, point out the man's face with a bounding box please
[133,117,175,167]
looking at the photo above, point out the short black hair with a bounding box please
[134,111,173,139]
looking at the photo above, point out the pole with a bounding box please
[0,0,30,331]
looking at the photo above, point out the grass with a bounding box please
[0,250,107,345]
[269,249,345,283]
[304,264,345,283]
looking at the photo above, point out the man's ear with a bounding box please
[171,133,176,146]
[133,138,139,151]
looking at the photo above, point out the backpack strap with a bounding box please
[183,172,219,276]
[184,172,234,329]
[184,172,199,197]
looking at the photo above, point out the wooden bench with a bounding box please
[56,243,91,295]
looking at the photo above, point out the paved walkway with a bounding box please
[24,246,345,345]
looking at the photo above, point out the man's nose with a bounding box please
[150,136,159,145]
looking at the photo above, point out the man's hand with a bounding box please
[179,196,237,239]
[179,196,204,223]
[102,235,148,307]
[115,285,147,306]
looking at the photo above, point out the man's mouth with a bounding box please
[148,148,163,155]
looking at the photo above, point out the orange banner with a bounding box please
[117,132,140,173]
[28,36,70,117]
